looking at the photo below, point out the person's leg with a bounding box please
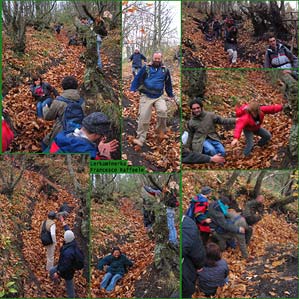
[202,139,217,156]
[209,139,225,156]
[49,266,60,283]
[96,40,102,68]
[235,234,248,259]
[65,279,76,298]
[46,243,56,271]
[106,274,123,292]
[245,226,253,245]
[256,128,271,147]
[135,95,154,145]
[227,49,233,62]
[100,272,113,289]
[166,208,178,245]
[243,130,254,156]
[154,96,168,137]
[232,50,237,63]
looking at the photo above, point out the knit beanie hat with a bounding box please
[64,230,75,243]
[201,186,212,195]
[82,112,111,135]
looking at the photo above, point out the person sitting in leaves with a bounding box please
[98,246,133,292]
[48,112,119,159]
[231,101,283,156]
[30,75,59,118]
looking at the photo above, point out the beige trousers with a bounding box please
[136,94,167,143]
[46,243,56,271]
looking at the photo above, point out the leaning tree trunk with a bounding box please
[252,170,267,198]
[225,170,241,191]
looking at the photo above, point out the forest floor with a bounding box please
[90,197,158,298]
[3,26,120,152]
[182,69,296,170]
[182,7,271,68]
[0,155,89,298]
[182,173,298,298]
[122,62,180,172]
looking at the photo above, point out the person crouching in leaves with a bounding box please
[197,242,229,297]
[231,101,283,157]
[98,247,133,292]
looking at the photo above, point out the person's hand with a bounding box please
[205,218,212,224]
[210,154,225,163]
[197,268,203,273]
[103,265,108,272]
[231,139,238,147]
[59,216,65,222]
[239,227,245,234]
[98,139,119,159]
[53,272,60,280]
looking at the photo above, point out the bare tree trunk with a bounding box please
[253,170,267,198]
[225,170,241,190]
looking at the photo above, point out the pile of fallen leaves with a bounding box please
[122,62,180,172]
[91,197,155,298]
[182,7,267,68]
[182,70,290,169]
[182,171,298,298]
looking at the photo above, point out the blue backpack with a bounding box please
[185,201,195,220]
[57,96,84,132]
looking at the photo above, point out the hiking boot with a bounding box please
[133,138,143,147]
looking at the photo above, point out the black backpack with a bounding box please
[164,189,179,208]
[40,221,53,246]
[73,246,84,270]
[57,96,85,133]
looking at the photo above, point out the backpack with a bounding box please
[185,201,195,220]
[93,21,108,37]
[40,221,53,246]
[164,189,179,208]
[73,246,84,270]
[57,96,84,132]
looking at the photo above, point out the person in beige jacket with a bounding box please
[42,211,57,270]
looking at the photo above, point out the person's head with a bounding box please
[201,186,212,198]
[152,52,163,67]
[81,112,111,141]
[247,101,260,118]
[206,242,221,267]
[189,97,203,116]
[256,194,264,203]
[61,76,78,90]
[268,35,277,48]
[32,75,42,85]
[134,48,140,54]
[220,195,230,207]
[64,230,75,243]
[48,211,57,220]
[112,246,121,258]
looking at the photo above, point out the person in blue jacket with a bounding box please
[98,246,133,292]
[129,48,147,77]
[130,52,175,147]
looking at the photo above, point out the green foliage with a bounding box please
[0,281,18,298]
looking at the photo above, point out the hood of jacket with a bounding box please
[61,89,81,101]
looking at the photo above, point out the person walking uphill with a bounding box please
[130,52,175,147]
[129,48,147,77]
[98,247,133,292]
[231,101,283,156]
[42,76,85,149]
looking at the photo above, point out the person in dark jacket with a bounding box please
[49,224,79,298]
[48,112,119,159]
[129,48,147,77]
[198,242,229,296]
[182,215,206,298]
[98,246,133,292]
[30,75,60,118]
[243,195,264,225]
[224,19,238,64]
[130,52,174,147]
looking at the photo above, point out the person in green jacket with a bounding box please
[98,246,133,292]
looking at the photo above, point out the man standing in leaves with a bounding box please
[243,194,264,226]
[129,48,147,77]
[41,211,57,271]
[130,52,175,147]
[224,18,238,64]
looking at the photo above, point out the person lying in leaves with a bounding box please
[98,246,133,292]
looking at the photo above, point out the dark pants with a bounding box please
[243,128,271,156]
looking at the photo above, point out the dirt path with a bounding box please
[91,198,155,298]
[122,63,180,172]
[20,170,87,298]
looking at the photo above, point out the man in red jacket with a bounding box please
[231,101,283,156]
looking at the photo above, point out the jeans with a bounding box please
[243,128,271,156]
[202,138,225,156]
[49,266,75,298]
[132,66,141,77]
[36,97,52,118]
[166,207,178,245]
[100,272,123,292]
[96,40,102,68]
